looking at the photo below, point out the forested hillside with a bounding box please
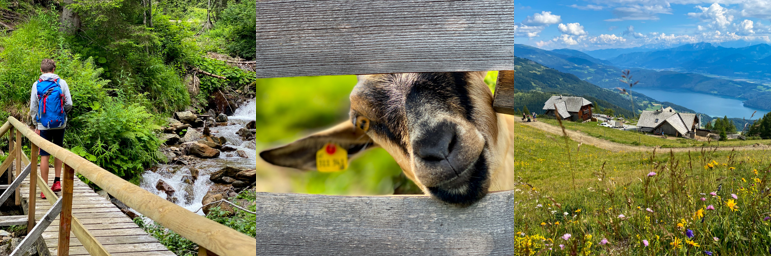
[0,0,256,182]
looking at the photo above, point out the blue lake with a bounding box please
[633,88,768,119]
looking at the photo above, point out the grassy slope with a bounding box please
[538,119,771,148]
[512,120,771,255]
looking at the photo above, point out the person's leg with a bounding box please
[40,155,49,185]
[50,129,64,192]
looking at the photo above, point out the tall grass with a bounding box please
[512,121,771,255]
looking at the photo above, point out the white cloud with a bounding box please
[688,3,734,29]
[741,0,771,20]
[606,4,672,21]
[623,26,646,38]
[734,19,755,35]
[569,4,604,11]
[514,24,547,38]
[555,34,579,45]
[590,34,627,45]
[558,23,587,36]
[522,11,562,26]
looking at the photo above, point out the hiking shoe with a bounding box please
[40,192,46,199]
[51,181,61,192]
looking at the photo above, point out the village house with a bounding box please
[542,96,593,121]
[637,107,700,137]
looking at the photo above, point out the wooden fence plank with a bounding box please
[493,70,516,115]
[28,143,38,233]
[14,129,21,205]
[255,191,515,255]
[57,166,74,256]
[0,164,30,206]
[11,198,63,256]
[0,215,28,226]
[255,0,515,78]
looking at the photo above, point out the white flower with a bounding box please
[536,204,543,208]
[564,212,569,216]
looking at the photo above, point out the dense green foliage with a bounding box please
[747,112,771,139]
[709,116,738,135]
[0,1,255,183]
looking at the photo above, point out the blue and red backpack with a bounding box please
[35,78,66,129]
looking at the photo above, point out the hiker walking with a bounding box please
[532,112,537,122]
[29,59,72,199]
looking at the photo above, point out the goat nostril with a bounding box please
[415,123,456,163]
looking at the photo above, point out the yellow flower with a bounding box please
[730,167,736,170]
[540,222,546,226]
[742,178,746,182]
[555,221,560,225]
[575,209,582,213]
[726,199,738,211]
[677,222,684,229]
[671,237,682,249]
[754,169,758,175]
[693,208,704,220]
[586,234,592,240]
[755,178,762,183]
[685,239,699,247]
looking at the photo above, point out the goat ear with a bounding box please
[259,121,378,171]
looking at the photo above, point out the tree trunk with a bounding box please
[59,0,80,35]
[147,0,153,27]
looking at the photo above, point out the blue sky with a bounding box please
[515,0,771,50]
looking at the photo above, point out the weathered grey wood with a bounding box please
[255,0,515,78]
[11,198,62,256]
[493,70,515,115]
[0,215,28,226]
[0,163,30,206]
[255,191,514,255]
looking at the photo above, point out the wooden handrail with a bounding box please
[4,117,255,256]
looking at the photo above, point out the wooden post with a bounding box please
[6,127,12,206]
[28,143,38,233]
[14,129,21,205]
[57,164,74,256]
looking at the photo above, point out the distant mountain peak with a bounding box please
[676,42,715,51]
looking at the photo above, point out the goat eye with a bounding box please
[356,117,370,132]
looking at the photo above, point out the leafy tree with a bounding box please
[720,128,727,141]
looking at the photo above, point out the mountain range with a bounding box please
[514,44,771,110]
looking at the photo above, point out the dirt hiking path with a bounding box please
[522,120,771,153]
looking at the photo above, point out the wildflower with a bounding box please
[713,237,719,242]
[646,208,653,213]
[764,216,770,221]
[685,240,699,247]
[541,222,546,226]
[562,234,571,241]
[755,178,762,183]
[575,209,581,213]
[618,214,625,219]
[648,172,656,177]
[726,199,738,211]
[693,209,704,220]
[555,221,560,225]
[742,178,746,182]
[677,222,684,229]
[535,204,542,208]
[600,238,608,245]
[585,234,592,240]
[710,192,717,196]
[704,251,713,256]
[701,197,706,201]
[730,167,736,170]
[731,194,738,199]
[671,237,682,249]
[642,240,649,247]
[559,244,564,250]
[564,212,569,216]
[686,229,694,239]
[707,205,715,210]
[754,169,758,175]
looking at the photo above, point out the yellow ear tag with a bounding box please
[316,143,348,172]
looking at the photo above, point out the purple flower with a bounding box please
[618,214,625,219]
[704,251,713,256]
[648,172,656,177]
[686,229,694,239]
[562,233,571,241]
[642,240,649,247]
[731,194,738,199]
[559,244,564,250]
[764,216,770,221]
[707,205,715,210]
[646,208,653,213]
[600,238,608,245]
[701,197,706,201]
[710,191,717,196]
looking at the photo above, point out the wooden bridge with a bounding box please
[0,118,255,256]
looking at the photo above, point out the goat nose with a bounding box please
[414,122,456,163]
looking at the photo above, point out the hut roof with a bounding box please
[543,96,592,113]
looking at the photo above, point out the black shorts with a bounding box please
[39,129,65,156]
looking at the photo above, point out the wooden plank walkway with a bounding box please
[18,165,175,256]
